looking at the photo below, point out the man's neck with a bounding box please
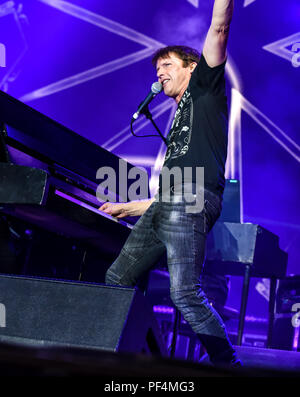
[175,83,189,104]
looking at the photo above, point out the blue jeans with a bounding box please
[105,188,235,363]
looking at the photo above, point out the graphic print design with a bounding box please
[164,89,193,163]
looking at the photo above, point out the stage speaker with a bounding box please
[0,274,166,356]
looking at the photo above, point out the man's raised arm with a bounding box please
[203,0,234,68]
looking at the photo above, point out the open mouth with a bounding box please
[162,79,170,87]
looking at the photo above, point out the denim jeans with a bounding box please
[105,187,235,363]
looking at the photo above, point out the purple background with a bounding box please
[0,0,299,321]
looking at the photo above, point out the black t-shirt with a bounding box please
[158,53,228,198]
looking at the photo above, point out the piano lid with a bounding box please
[0,90,150,199]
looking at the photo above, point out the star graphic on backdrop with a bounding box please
[243,0,256,7]
[228,88,300,224]
[263,32,300,65]
[186,0,199,8]
[20,0,165,102]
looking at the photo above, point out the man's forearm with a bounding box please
[211,0,234,30]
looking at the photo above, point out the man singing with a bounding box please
[99,0,241,367]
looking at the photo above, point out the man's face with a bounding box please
[156,52,196,103]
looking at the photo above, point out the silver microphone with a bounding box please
[132,81,162,121]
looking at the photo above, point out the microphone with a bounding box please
[132,81,162,121]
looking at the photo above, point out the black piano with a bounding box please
[0,89,146,280]
[0,90,288,348]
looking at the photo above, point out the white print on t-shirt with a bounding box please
[164,89,193,163]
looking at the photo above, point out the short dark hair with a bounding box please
[151,45,201,68]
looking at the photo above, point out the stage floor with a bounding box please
[0,341,299,377]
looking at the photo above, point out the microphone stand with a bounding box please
[131,105,168,147]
